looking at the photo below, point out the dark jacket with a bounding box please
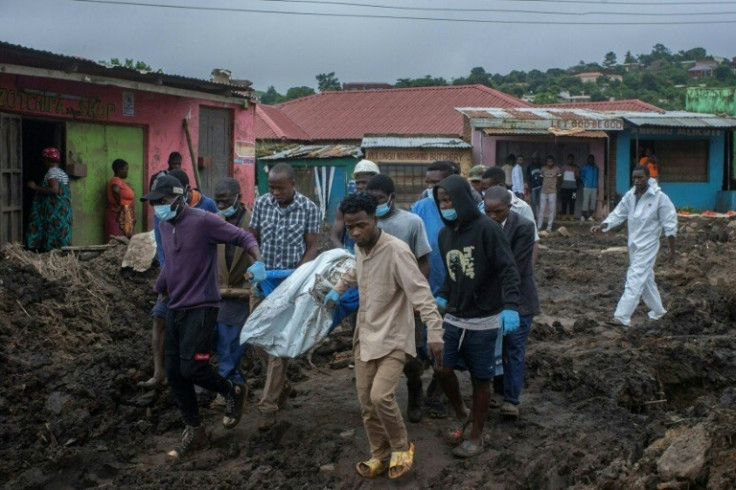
[502,212,539,316]
[434,175,520,318]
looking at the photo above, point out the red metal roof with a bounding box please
[542,99,663,112]
[256,104,311,140]
[255,85,532,141]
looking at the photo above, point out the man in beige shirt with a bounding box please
[325,193,443,480]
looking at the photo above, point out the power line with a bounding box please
[71,0,736,24]
[506,0,736,5]
[256,0,736,16]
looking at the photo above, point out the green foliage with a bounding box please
[285,86,316,100]
[316,72,341,92]
[396,75,448,87]
[603,52,617,69]
[100,57,158,72]
[260,86,285,105]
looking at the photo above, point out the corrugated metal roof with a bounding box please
[261,144,362,161]
[255,85,532,141]
[459,107,625,131]
[256,105,311,141]
[361,135,472,149]
[542,99,663,112]
[0,41,254,99]
[606,111,736,128]
[482,128,607,138]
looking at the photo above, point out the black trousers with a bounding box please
[560,188,576,216]
[165,306,231,426]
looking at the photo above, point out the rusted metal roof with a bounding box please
[482,128,607,138]
[261,144,362,161]
[0,41,254,99]
[542,99,663,112]
[458,107,625,131]
[361,135,471,149]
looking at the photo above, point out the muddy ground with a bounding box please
[2,218,736,489]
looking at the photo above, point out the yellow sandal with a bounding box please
[356,457,388,478]
[388,442,415,479]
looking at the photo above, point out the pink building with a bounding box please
[0,41,255,245]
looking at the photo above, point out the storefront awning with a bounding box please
[361,135,472,149]
[482,128,608,138]
[615,111,736,128]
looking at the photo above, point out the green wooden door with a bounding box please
[67,122,144,245]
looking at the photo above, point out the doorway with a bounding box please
[198,106,232,196]
[21,119,66,239]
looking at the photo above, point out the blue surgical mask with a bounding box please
[441,208,457,221]
[154,198,180,221]
[218,194,240,218]
[375,198,391,218]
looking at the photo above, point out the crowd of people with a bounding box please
[132,148,677,481]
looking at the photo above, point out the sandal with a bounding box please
[388,442,415,479]
[425,397,449,419]
[452,439,484,458]
[488,393,504,409]
[444,417,471,446]
[356,457,388,478]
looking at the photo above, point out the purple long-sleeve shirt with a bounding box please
[154,206,258,310]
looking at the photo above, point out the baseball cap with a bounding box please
[140,175,184,202]
[468,165,487,182]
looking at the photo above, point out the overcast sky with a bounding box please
[1,0,734,92]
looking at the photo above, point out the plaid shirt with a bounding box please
[249,191,320,270]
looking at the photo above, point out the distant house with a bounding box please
[689,59,720,79]
[573,72,623,84]
[342,82,393,91]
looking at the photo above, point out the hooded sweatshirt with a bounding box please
[434,175,520,318]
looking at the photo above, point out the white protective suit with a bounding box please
[601,179,677,325]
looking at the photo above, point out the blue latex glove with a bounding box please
[499,310,520,335]
[246,261,266,283]
[324,289,340,307]
[435,296,448,310]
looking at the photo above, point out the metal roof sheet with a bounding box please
[606,111,736,128]
[255,85,532,141]
[0,41,254,99]
[361,135,472,149]
[542,99,663,112]
[482,128,607,138]
[459,107,624,131]
[261,144,362,161]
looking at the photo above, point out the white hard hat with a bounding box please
[353,159,380,177]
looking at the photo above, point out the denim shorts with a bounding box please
[150,294,170,320]
[442,322,500,380]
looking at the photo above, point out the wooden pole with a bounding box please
[182,119,202,189]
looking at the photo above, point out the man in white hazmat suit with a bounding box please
[591,165,677,326]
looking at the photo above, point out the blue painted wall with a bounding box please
[616,128,724,211]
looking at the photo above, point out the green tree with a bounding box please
[715,65,734,82]
[316,72,341,92]
[603,51,617,69]
[284,86,316,101]
[624,51,636,64]
[396,75,448,87]
[260,86,284,105]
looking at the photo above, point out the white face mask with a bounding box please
[217,194,240,218]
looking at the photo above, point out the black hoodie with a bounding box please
[434,175,520,318]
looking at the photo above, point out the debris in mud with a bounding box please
[2,227,736,489]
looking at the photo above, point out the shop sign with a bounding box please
[368,149,465,162]
[0,86,116,120]
[632,127,722,137]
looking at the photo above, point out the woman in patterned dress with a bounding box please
[26,147,72,251]
[105,158,136,240]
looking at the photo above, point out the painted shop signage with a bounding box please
[0,86,116,120]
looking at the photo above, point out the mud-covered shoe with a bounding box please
[258,410,276,431]
[166,425,208,461]
[222,382,246,429]
[500,401,519,418]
